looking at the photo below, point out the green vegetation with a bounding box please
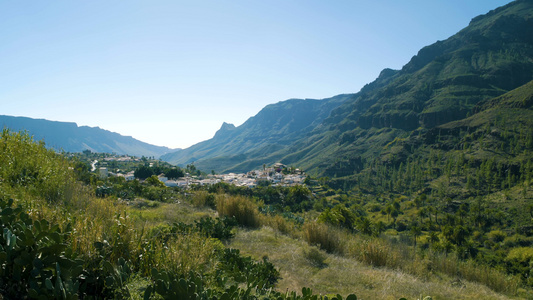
[2,1,533,299]
[0,129,366,299]
[3,127,530,298]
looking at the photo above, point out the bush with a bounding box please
[216,248,280,289]
[191,190,216,209]
[488,230,506,243]
[0,129,75,203]
[302,221,344,254]
[215,195,262,228]
[303,246,328,268]
[346,237,400,268]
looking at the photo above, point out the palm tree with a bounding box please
[428,231,439,245]
[356,217,373,236]
[374,221,386,237]
[410,223,422,247]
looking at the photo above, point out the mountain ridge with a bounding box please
[0,115,174,158]
[160,93,354,168]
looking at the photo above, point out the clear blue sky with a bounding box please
[1,1,513,149]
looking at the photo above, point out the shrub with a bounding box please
[215,195,262,228]
[0,197,130,299]
[191,190,216,209]
[169,216,237,241]
[506,247,533,286]
[216,248,280,289]
[488,230,506,243]
[346,237,400,268]
[195,216,237,240]
[0,129,75,203]
[303,246,328,268]
[302,221,344,254]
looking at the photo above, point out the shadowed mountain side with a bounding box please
[160,94,354,169]
[0,115,174,158]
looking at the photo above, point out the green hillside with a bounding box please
[192,0,533,177]
[161,94,353,169]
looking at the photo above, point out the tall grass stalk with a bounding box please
[345,237,401,268]
[265,214,297,237]
[302,221,345,254]
[215,194,262,228]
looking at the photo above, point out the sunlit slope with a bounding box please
[178,0,533,176]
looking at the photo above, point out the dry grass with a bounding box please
[128,200,214,226]
[302,221,345,254]
[229,226,515,300]
[215,194,262,228]
[264,214,298,236]
[430,253,522,295]
[345,237,402,268]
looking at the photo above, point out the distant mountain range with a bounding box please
[0,115,174,158]
[161,0,533,181]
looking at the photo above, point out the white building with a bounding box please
[165,180,178,187]
[157,174,168,183]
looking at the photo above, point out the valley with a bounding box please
[0,0,532,299]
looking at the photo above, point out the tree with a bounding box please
[165,168,184,180]
[443,240,454,257]
[374,221,386,236]
[384,204,392,222]
[390,208,399,224]
[452,225,469,246]
[286,185,311,206]
[145,175,165,188]
[356,217,373,235]
[134,165,153,180]
[186,164,197,174]
[428,231,439,245]
[410,222,422,247]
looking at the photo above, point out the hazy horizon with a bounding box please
[1,1,513,149]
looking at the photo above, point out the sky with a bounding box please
[1,0,513,149]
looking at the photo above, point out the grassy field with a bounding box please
[229,226,514,300]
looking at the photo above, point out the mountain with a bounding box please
[161,0,533,177]
[160,94,353,170]
[0,115,174,158]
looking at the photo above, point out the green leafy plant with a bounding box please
[0,198,82,299]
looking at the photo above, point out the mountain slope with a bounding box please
[0,115,173,157]
[226,0,533,175]
[162,0,533,176]
[161,94,353,169]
